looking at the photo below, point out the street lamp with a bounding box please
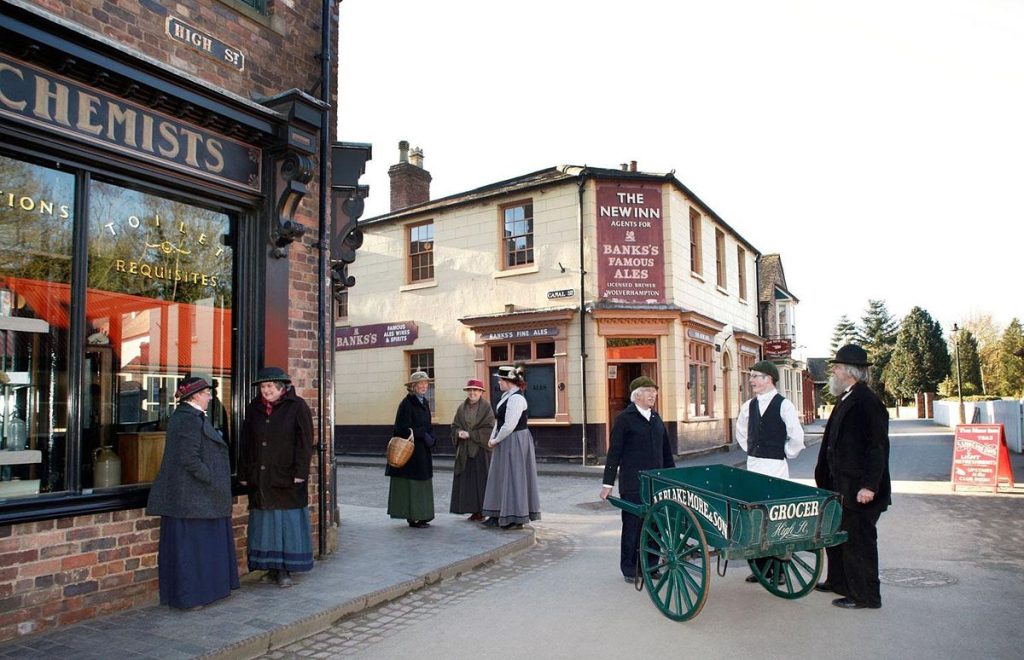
[952,323,965,424]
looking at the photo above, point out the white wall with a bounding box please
[934,400,1023,453]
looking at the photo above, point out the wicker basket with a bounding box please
[386,429,415,468]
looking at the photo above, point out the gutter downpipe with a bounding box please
[315,0,336,558]
[576,169,589,466]
[754,253,764,348]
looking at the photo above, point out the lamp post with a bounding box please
[952,323,965,424]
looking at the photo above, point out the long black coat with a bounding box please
[815,382,891,513]
[602,403,675,495]
[385,392,433,481]
[238,387,314,510]
[146,404,232,519]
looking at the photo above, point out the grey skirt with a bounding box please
[481,429,541,526]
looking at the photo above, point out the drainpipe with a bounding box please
[315,0,337,558]
[558,166,590,466]
[754,253,764,349]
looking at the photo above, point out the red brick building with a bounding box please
[0,0,364,640]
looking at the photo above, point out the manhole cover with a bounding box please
[880,568,957,588]
[576,501,611,511]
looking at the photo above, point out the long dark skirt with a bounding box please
[158,516,239,610]
[388,476,434,522]
[450,450,490,514]
[482,429,541,526]
[247,507,315,573]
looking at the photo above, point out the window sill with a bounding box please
[400,280,438,292]
[493,264,539,279]
[716,285,729,296]
[690,271,705,283]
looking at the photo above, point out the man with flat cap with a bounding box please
[814,344,891,609]
[735,360,806,583]
[600,376,676,583]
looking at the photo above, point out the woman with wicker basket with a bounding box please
[386,371,436,528]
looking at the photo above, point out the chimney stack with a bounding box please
[629,160,638,172]
[388,140,432,211]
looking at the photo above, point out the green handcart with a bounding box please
[608,464,848,621]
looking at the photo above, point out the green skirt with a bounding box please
[387,476,435,522]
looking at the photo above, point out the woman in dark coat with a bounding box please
[238,367,314,588]
[146,377,239,610]
[449,378,495,521]
[386,370,435,528]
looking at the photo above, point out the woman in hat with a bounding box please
[146,376,239,609]
[449,378,496,521]
[386,371,436,528]
[481,364,541,530]
[238,367,314,587]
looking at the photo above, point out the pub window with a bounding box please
[407,221,434,283]
[737,246,748,301]
[235,0,268,14]
[501,201,534,268]
[407,349,435,411]
[336,290,348,319]
[715,229,726,288]
[687,340,712,418]
[739,351,756,402]
[689,208,702,275]
[487,339,555,418]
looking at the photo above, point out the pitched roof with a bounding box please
[758,253,799,303]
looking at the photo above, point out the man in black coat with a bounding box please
[814,344,891,609]
[600,377,676,582]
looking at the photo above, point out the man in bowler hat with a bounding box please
[814,344,892,609]
[599,376,676,583]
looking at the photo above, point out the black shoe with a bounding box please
[745,574,759,583]
[259,570,278,584]
[623,576,636,583]
[814,582,834,593]
[501,523,524,530]
[481,517,499,527]
[408,520,430,528]
[832,597,880,609]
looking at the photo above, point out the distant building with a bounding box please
[756,254,811,420]
[335,149,767,458]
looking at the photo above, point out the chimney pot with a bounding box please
[620,163,629,171]
[398,140,409,163]
[409,147,424,169]
[630,160,638,172]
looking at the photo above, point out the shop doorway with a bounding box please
[605,338,658,450]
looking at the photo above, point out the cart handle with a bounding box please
[606,495,646,518]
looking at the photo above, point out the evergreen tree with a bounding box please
[995,318,1024,397]
[829,315,858,354]
[948,328,984,397]
[859,300,899,404]
[961,313,1000,395]
[885,307,951,400]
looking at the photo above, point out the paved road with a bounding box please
[265,423,1024,659]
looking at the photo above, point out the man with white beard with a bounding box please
[814,344,891,610]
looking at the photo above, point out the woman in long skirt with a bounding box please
[386,371,436,528]
[147,377,239,609]
[238,367,315,588]
[481,364,541,530]
[450,378,495,521]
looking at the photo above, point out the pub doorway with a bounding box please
[605,337,658,451]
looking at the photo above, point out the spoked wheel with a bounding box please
[639,499,711,621]
[747,548,823,599]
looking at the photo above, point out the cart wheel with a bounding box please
[747,548,823,599]
[640,499,710,621]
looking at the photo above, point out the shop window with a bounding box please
[83,179,234,488]
[0,154,74,498]
[689,208,702,275]
[407,349,435,410]
[336,290,348,319]
[487,339,555,418]
[501,201,534,268]
[407,221,434,283]
[715,229,726,288]
[687,341,712,417]
[737,246,747,301]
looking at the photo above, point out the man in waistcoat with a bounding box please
[599,377,676,583]
[814,344,891,609]
[735,360,806,583]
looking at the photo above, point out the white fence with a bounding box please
[933,399,1024,453]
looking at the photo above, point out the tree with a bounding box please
[829,315,858,354]
[859,300,899,404]
[960,313,1001,395]
[949,328,984,396]
[885,307,951,400]
[994,318,1024,397]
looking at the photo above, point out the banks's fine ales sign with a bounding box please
[595,183,665,304]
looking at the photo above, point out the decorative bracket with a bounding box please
[272,152,313,258]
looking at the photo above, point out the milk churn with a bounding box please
[93,446,121,487]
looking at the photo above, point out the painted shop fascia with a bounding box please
[0,0,354,642]
[335,153,775,461]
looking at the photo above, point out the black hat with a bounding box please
[830,344,872,367]
[175,376,212,400]
[253,366,291,385]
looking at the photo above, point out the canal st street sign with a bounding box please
[335,322,418,351]
[763,338,792,359]
[547,288,575,300]
[0,53,261,192]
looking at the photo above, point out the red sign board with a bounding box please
[951,424,1015,492]
[335,322,418,351]
[763,339,792,359]
[595,183,665,304]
